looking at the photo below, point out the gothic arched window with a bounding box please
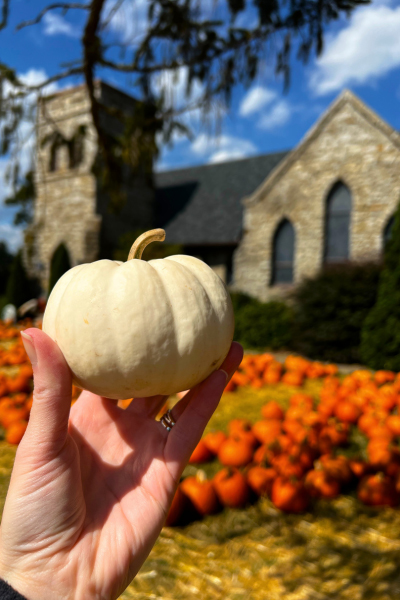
[69,136,84,169]
[271,219,295,285]
[384,215,395,250]
[324,182,352,263]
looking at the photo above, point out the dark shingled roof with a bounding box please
[154,151,289,245]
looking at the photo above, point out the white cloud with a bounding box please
[239,86,276,116]
[191,133,257,163]
[310,3,400,95]
[43,13,78,37]
[103,0,149,43]
[152,65,205,112]
[18,68,59,96]
[257,99,291,130]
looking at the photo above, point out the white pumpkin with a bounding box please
[43,229,234,399]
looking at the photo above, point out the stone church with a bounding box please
[25,82,400,302]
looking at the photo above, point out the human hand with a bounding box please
[0,328,243,600]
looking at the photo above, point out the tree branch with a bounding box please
[16,2,90,31]
[0,0,9,31]
[82,0,109,168]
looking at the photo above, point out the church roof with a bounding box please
[154,151,288,245]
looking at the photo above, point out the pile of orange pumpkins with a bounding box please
[0,321,34,444]
[166,364,400,525]
[226,353,338,391]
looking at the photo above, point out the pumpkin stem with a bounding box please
[127,229,166,261]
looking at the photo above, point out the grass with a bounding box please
[1,380,400,599]
[122,381,400,600]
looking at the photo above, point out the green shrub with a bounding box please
[0,242,13,296]
[291,262,382,364]
[230,292,293,350]
[48,243,72,294]
[360,205,400,370]
[6,251,38,308]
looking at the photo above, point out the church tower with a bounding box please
[25,81,155,291]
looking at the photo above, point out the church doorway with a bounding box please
[48,243,72,294]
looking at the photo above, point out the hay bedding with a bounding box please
[0,383,400,599]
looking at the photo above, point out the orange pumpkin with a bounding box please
[387,415,400,437]
[305,469,340,499]
[281,372,303,387]
[164,485,191,527]
[189,439,214,464]
[375,370,396,386]
[319,455,352,483]
[233,425,258,449]
[271,477,309,513]
[228,419,253,435]
[261,401,284,421]
[1,404,29,429]
[252,419,282,444]
[253,444,274,466]
[202,431,227,455]
[357,473,398,507]
[218,436,254,468]
[180,473,220,516]
[6,374,30,394]
[213,468,250,508]
[334,400,361,424]
[246,466,276,497]
[272,453,305,479]
[263,367,282,385]
[6,420,28,445]
[349,459,371,479]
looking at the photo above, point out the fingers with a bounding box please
[164,342,243,480]
[20,328,72,457]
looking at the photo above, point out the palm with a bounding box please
[66,392,176,597]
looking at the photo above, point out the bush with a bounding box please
[0,242,13,296]
[360,205,400,370]
[291,262,382,364]
[6,251,39,308]
[231,292,293,350]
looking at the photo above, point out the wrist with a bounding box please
[0,568,42,600]
[0,576,29,599]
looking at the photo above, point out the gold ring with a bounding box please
[160,409,176,432]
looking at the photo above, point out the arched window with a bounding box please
[69,136,84,169]
[384,215,395,249]
[271,219,295,285]
[324,182,352,263]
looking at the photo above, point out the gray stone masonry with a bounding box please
[233,90,400,302]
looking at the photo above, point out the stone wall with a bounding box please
[233,92,400,302]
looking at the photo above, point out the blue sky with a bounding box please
[1,0,400,251]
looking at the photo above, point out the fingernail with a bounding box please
[21,331,38,367]
[219,369,229,383]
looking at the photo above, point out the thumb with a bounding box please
[21,328,72,456]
